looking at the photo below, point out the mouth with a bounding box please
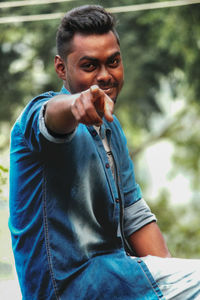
[99,83,118,96]
[101,87,114,94]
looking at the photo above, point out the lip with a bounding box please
[102,87,113,92]
[100,87,115,95]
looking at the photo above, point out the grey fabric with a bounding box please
[124,198,157,237]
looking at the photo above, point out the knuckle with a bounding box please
[78,111,86,121]
[85,105,93,115]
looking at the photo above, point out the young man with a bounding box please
[9,5,200,299]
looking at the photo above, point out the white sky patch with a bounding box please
[140,140,192,205]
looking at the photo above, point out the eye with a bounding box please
[80,62,97,72]
[108,57,120,68]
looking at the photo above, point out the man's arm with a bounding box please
[44,85,114,134]
[128,221,171,258]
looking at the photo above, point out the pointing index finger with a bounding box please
[90,85,103,101]
[90,85,114,123]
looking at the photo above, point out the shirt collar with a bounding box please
[60,86,71,95]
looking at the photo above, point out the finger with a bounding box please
[90,85,108,116]
[90,85,104,103]
[104,98,114,123]
[72,107,93,125]
[79,91,103,125]
[90,85,114,122]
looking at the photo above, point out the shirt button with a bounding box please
[92,130,97,137]
[115,198,120,203]
[137,259,142,263]
[105,163,110,169]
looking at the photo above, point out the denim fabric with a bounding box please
[9,87,163,299]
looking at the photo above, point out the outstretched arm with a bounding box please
[128,221,171,258]
[44,85,114,134]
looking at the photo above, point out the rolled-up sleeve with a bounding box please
[123,198,157,237]
[39,103,76,144]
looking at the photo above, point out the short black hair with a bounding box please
[56,5,119,59]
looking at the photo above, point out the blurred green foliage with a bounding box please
[150,191,200,258]
[0,0,200,267]
[0,165,7,183]
[0,165,8,198]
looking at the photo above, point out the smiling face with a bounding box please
[55,31,124,103]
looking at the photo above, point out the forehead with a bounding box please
[69,31,121,61]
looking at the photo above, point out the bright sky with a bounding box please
[141,140,192,205]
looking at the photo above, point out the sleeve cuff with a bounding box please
[123,198,157,237]
[39,103,76,144]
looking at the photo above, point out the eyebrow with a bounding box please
[79,51,121,63]
[79,56,98,63]
[106,51,121,63]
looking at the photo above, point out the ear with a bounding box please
[54,55,66,80]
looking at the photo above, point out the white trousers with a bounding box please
[142,255,200,299]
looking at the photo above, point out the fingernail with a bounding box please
[90,85,98,92]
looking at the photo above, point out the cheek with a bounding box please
[118,67,124,82]
[115,68,124,93]
[75,73,95,91]
[67,65,94,92]
[113,66,124,82]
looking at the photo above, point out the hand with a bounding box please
[70,85,114,126]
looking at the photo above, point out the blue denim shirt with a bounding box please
[9,87,163,299]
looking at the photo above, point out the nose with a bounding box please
[97,66,112,84]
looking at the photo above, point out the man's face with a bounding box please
[63,31,124,102]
